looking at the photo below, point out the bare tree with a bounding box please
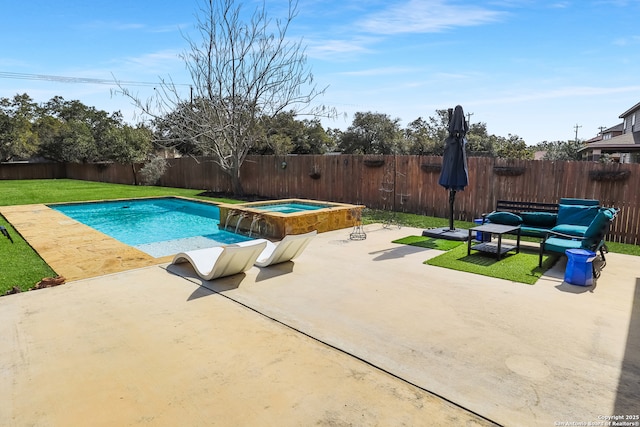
[117,0,334,194]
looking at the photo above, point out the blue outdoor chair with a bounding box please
[539,207,618,277]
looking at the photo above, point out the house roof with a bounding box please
[603,123,624,133]
[585,135,602,143]
[578,131,640,152]
[584,123,623,143]
[619,101,640,118]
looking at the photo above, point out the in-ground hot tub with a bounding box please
[218,199,365,240]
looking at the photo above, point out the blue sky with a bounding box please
[2,0,639,144]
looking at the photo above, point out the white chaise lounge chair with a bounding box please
[255,230,317,267]
[171,239,267,280]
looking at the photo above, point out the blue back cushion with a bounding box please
[581,208,615,249]
[559,198,599,206]
[520,212,557,227]
[486,211,522,226]
[557,205,600,226]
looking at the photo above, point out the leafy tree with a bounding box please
[0,94,40,161]
[425,109,451,147]
[44,96,122,146]
[118,0,334,194]
[250,112,333,155]
[534,140,584,161]
[405,110,454,155]
[101,125,153,184]
[151,102,202,156]
[36,96,136,163]
[38,120,97,163]
[295,119,334,154]
[405,117,439,155]
[338,112,404,154]
[406,110,487,156]
[325,128,343,152]
[493,134,533,159]
[466,122,496,157]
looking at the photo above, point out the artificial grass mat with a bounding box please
[393,235,557,285]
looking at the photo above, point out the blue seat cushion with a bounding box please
[544,236,583,254]
[557,204,600,226]
[520,226,549,238]
[486,211,522,225]
[551,224,589,237]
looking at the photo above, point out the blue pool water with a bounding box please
[50,198,251,257]
[253,202,330,214]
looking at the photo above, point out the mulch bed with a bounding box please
[3,276,67,296]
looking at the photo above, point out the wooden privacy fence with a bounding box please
[2,155,639,245]
[160,155,640,245]
[0,162,65,180]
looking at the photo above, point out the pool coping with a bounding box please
[0,203,175,281]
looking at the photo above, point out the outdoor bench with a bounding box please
[482,198,601,239]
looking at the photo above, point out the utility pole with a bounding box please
[466,112,474,126]
[574,124,582,142]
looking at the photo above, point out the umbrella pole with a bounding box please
[448,190,456,231]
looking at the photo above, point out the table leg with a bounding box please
[516,229,521,254]
[496,234,502,260]
[467,229,472,256]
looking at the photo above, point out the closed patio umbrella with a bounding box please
[423,105,469,241]
[440,105,469,228]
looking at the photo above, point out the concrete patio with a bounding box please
[1,212,638,426]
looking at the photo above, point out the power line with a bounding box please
[0,71,190,88]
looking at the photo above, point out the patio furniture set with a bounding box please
[471,198,618,279]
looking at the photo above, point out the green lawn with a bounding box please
[1,179,638,294]
[0,179,209,206]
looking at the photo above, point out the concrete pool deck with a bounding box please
[1,204,639,426]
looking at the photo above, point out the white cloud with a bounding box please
[118,50,184,74]
[305,37,378,59]
[356,0,505,35]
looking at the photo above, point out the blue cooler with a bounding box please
[564,249,597,286]
[473,219,491,242]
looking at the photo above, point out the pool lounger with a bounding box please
[255,230,317,267]
[171,239,268,280]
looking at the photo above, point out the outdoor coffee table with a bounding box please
[467,223,521,260]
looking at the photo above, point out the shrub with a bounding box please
[140,156,168,185]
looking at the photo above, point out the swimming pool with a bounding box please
[50,197,251,258]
